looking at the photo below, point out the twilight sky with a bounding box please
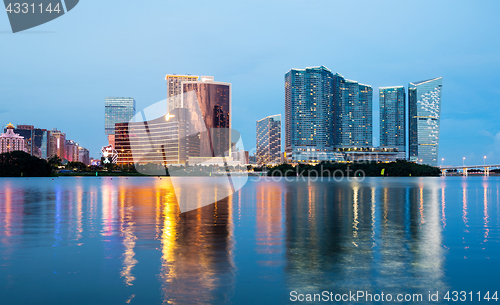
[1,0,499,166]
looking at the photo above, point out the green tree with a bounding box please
[0,151,51,177]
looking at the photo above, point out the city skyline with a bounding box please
[0,72,446,167]
[1,1,499,166]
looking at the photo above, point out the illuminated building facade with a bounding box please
[65,140,79,162]
[166,74,199,112]
[115,76,233,166]
[182,77,231,160]
[256,114,281,164]
[286,66,377,162]
[105,97,136,146]
[285,66,340,162]
[115,108,197,164]
[8,125,34,156]
[35,128,51,159]
[379,86,406,151]
[78,147,90,165]
[409,77,443,166]
[340,147,406,162]
[3,125,50,158]
[333,74,373,147]
[49,128,66,160]
[0,123,27,154]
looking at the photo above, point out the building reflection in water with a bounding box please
[1,177,500,304]
[118,186,137,286]
[97,178,235,304]
[284,178,447,298]
[441,187,446,229]
[462,182,468,227]
[154,179,235,305]
[0,178,236,304]
[483,181,489,241]
[255,182,284,267]
[0,181,23,262]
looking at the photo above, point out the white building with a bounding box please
[0,123,27,154]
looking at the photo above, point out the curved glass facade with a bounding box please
[183,81,231,158]
[409,77,443,166]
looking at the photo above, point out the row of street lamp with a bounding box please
[439,156,488,167]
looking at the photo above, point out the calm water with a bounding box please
[0,177,499,304]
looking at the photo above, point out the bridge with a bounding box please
[438,164,500,176]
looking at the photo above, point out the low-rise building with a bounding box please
[340,147,406,162]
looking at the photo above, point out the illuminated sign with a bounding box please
[101,145,118,164]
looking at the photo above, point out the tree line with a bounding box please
[266,160,441,177]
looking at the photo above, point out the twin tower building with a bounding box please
[283,66,442,166]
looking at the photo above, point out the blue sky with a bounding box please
[1,0,499,166]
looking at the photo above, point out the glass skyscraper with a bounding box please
[256,114,281,164]
[182,78,231,159]
[408,77,443,166]
[285,66,337,162]
[379,86,406,151]
[116,77,233,165]
[104,97,136,136]
[333,74,373,147]
[284,66,373,162]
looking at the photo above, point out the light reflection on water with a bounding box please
[0,177,499,304]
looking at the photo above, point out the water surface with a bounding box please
[0,177,499,304]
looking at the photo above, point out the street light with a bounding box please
[463,157,465,167]
[484,156,487,166]
[441,158,444,166]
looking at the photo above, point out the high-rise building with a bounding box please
[0,123,27,154]
[408,77,443,166]
[182,77,231,160]
[116,76,235,166]
[379,86,406,151]
[4,125,52,158]
[166,74,199,112]
[105,97,136,146]
[332,74,373,147]
[231,148,249,165]
[36,129,51,159]
[65,140,79,162]
[78,147,90,166]
[285,66,339,162]
[49,129,66,160]
[284,66,373,162]
[256,114,282,164]
[6,125,33,156]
